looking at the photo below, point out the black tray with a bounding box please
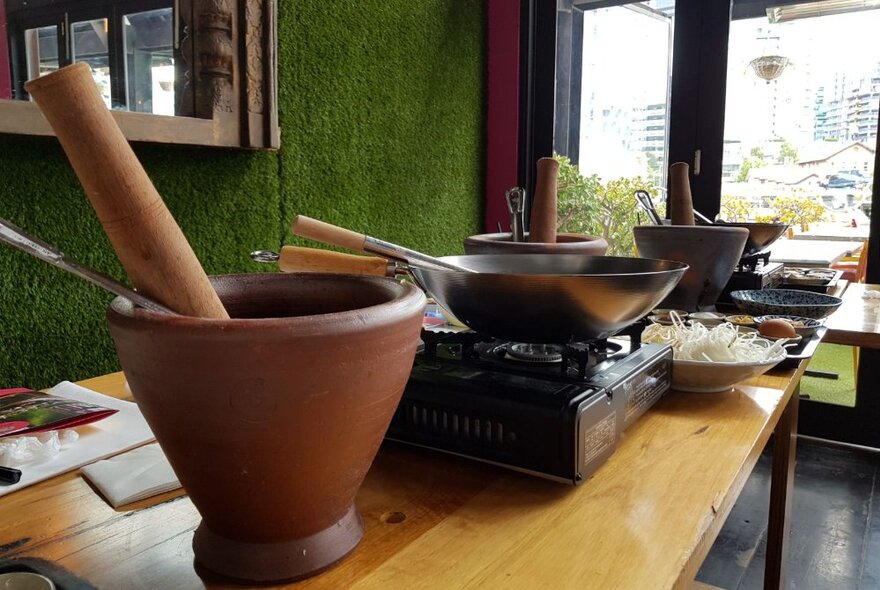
[776,326,827,369]
[0,558,98,590]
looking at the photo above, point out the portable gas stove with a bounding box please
[718,250,784,303]
[386,325,672,485]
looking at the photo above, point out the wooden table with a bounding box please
[791,223,870,242]
[823,282,880,348]
[769,239,863,268]
[0,368,806,589]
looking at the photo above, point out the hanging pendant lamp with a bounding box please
[749,55,790,82]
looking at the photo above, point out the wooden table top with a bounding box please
[770,238,864,267]
[823,282,880,348]
[1,368,805,589]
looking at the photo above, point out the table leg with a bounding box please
[764,385,799,589]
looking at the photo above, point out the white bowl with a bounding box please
[672,353,787,393]
[688,311,725,327]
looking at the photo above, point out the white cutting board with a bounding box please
[0,381,155,496]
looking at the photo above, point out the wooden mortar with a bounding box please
[25,63,228,319]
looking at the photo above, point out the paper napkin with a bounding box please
[81,442,181,507]
[0,381,155,497]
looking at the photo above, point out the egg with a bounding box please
[759,318,797,339]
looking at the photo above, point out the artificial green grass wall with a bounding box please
[0,1,485,387]
[277,2,484,255]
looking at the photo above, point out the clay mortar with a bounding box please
[463,232,608,255]
[107,273,426,582]
[633,225,749,311]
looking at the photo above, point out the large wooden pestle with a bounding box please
[669,162,695,226]
[25,63,229,318]
[528,157,559,243]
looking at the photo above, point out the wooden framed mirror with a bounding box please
[0,0,279,149]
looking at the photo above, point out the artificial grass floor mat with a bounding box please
[801,343,857,407]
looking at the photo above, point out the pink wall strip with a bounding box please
[485,0,520,233]
[0,0,11,100]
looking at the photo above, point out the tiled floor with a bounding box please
[696,438,880,590]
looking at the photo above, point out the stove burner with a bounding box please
[505,343,564,363]
[419,322,645,382]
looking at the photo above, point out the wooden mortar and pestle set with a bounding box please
[463,157,609,255]
[633,162,749,311]
[22,63,426,583]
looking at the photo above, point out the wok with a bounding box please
[286,217,688,343]
[409,254,688,343]
[697,220,789,257]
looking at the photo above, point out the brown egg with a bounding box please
[759,318,797,339]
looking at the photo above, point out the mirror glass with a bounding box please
[0,0,278,149]
[3,0,176,115]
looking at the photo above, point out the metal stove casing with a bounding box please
[718,261,784,303]
[385,342,672,485]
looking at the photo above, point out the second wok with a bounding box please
[410,254,688,343]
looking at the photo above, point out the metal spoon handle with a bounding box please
[505,187,526,242]
[0,217,176,314]
[693,209,714,225]
[635,191,663,225]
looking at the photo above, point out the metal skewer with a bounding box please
[0,217,176,314]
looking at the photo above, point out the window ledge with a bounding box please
[0,99,236,147]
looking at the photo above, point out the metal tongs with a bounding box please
[0,217,175,314]
[505,187,527,242]
[635,190,664,225]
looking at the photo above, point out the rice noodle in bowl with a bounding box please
[642,315,788,392]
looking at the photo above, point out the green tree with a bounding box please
[771,194,826,232]
[554,154,656,256]
[779,139,798,164]
[736,157,755,182]
[719,196,755,222]
[750,146,766,160]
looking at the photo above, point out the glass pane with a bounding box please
[721,5,879,408]
[123,7,174,115]
[721,7,878,229]
[578,2,674,187]
[71,18,112,108]
[555,1,675,256]
[24,26,59,81]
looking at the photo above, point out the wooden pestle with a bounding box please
[528,157,559,243]
[25,63,229,318]
[669,162,695,226]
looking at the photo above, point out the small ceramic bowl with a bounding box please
[760,333,803,345]
[689,311,725,327]
[730,289,842,320]
[725,314,758,327]
[652,309,689,321]
[754,315,823,338]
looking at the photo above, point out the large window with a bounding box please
[720,6,880,227]
[511,0,880,443]
[6,0,173,114]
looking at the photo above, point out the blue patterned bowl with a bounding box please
[754,315,823,337]
[730,289,842,320]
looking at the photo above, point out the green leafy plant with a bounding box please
[554,154,657,257]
